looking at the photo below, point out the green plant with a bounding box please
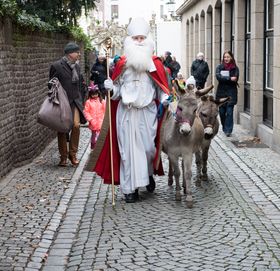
[0,0,18,17]
[70,26,93,51]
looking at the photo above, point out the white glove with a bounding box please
[104,78,114,90]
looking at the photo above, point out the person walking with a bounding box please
[170,56,181,79]
[49,42,86,166]
[83,84,106,149]
[92,17,171,203]
[191,52,210,89]
[215,50,239,137]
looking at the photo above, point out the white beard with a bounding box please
[124,36,154,72]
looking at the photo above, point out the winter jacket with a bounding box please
[215,63,239,105]
[83,97,106,131]
[90,60,107,91]
[49,57,87,124]
[191,59,210,86]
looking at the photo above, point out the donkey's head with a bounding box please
[198,95,231,139]
[175,92,198,135]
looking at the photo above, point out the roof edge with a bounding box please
[176,0,198,15]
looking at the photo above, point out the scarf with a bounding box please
[63,56,79,83]
[223,62,236,71]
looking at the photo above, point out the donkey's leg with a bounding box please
[195,150,202,187]
[201,144,210,182]
[169,155,181,201]
[182,159,186,193]
[183,153,193,208]
[168,157,173,186]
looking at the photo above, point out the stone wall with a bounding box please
[0,17,85,178]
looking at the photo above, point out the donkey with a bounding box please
[195,95,230,185]
[162,86,212,208]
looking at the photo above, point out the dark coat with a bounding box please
[49,58,87,124]
[90,60,107,91]
[191,59,210,87]
[215,63,239,105]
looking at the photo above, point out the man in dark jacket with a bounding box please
[191,52,210,89]
[49,42,87,167]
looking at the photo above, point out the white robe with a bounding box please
[111,66,168,194]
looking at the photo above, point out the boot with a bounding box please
[146,176,156,193]
[68,154,79,166]
[57,133,68,166]
[69,124,80,166]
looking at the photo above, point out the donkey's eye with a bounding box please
[201,113,207,118]
[177,106,182,111]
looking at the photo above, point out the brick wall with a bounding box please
[0,17,85,178]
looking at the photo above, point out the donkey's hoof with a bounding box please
[201,175,208,182]
[168,178,173,186]
[175,192,181,201]
[186,195,193,208]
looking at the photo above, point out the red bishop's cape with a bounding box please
[93,55,170,185]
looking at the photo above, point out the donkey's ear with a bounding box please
[195,84,214,97]
[215,96,231,106]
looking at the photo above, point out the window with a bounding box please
[111,5,119,19]
[244,0,251,113]
[263,0,274,126]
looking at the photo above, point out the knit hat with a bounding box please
[186,76,196,86]
[113,55,121,63]
[64,42,80,54]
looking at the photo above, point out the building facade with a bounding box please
[177,0,280,152]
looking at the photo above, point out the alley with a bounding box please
[0,126,280,271]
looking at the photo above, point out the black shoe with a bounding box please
[125,193,136,203]
[146,176,156,193]
[134,189,139,200]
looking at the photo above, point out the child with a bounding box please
[83,84,106,149]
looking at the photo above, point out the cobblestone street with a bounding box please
[1,126,280,271]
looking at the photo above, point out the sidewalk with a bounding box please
[0,124,280,270]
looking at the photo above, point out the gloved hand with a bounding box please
[104,78,114,90]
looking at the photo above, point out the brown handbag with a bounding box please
[37,77,73,133]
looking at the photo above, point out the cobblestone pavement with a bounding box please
[1,125,280,271]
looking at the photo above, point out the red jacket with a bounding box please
[83,97,106,131]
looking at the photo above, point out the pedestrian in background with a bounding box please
[170,56,181,79]
[175,72,186,89]
[90,52,107,95]
[215,50,239,137]
[83,84,106,149]
[49,42,86,166]
[191,52,210,89]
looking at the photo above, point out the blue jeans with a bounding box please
[219,104,234,134]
